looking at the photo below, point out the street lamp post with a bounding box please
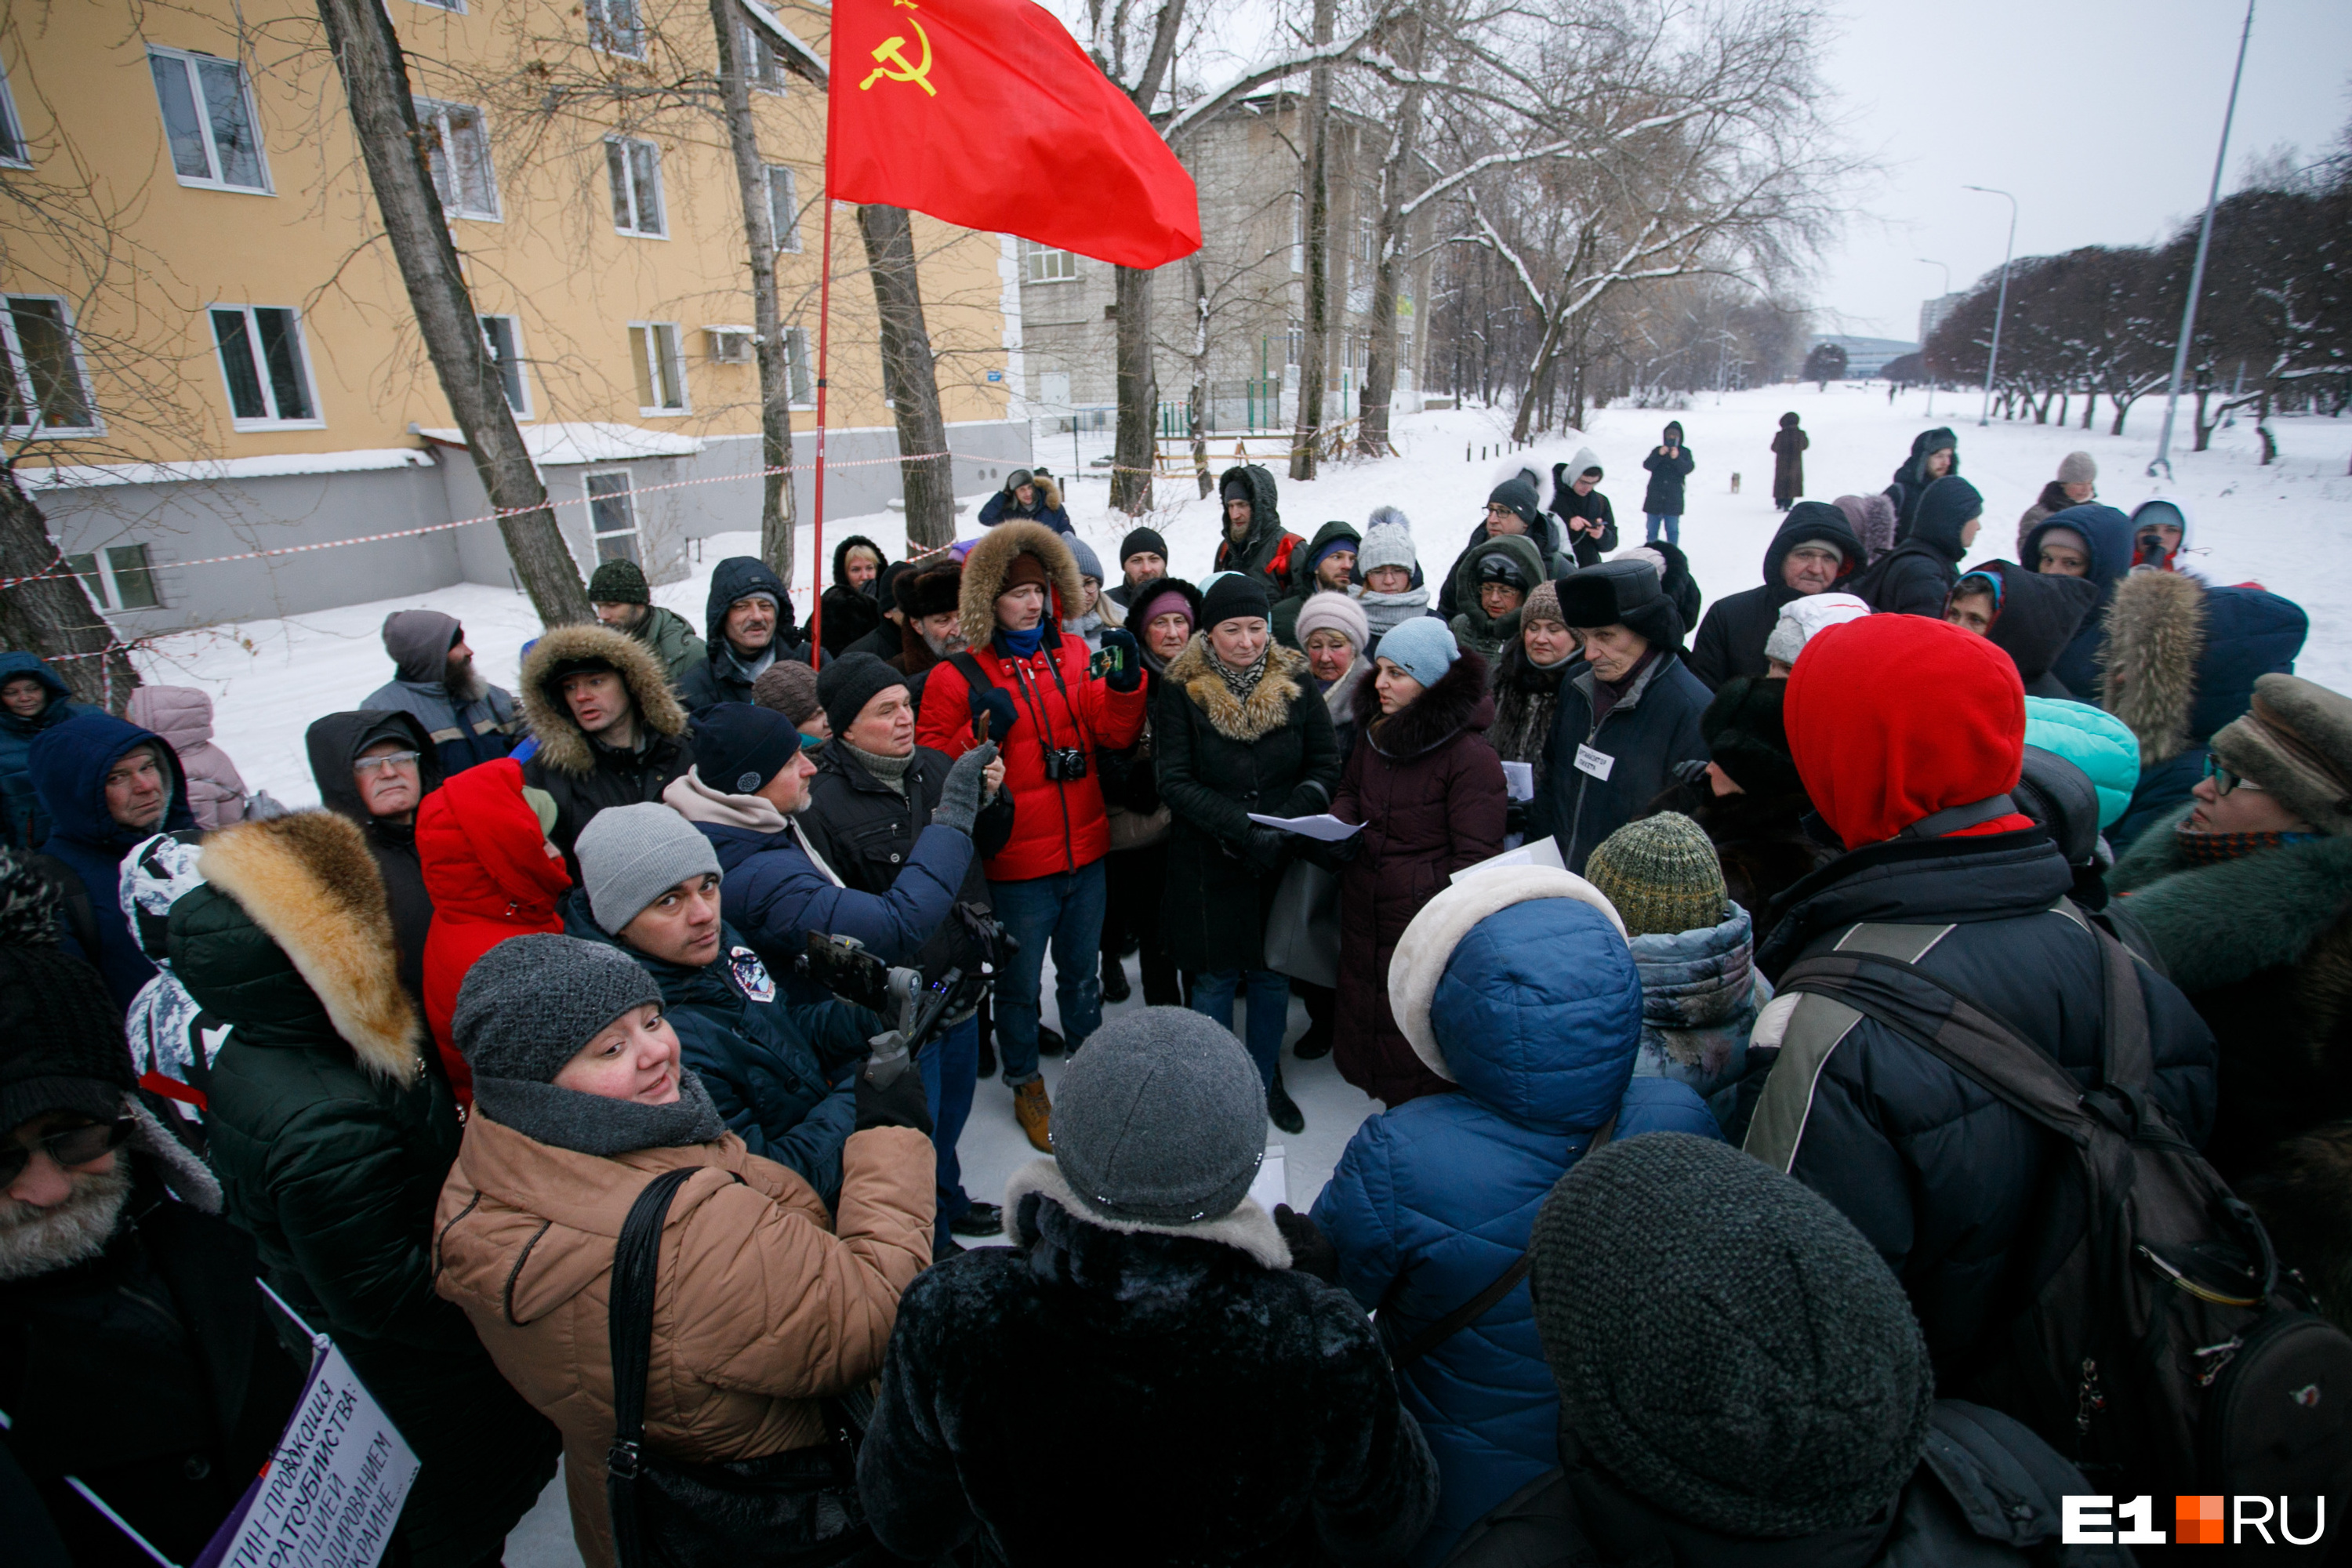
[1962,187,2017,428]
[1916,258,1950,415]
[2150,0,2257,481]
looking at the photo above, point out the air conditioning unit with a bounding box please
[705,326,754,365]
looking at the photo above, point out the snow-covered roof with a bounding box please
[18,448,438,491]
[743,1,828,86]
[416,422,706,465]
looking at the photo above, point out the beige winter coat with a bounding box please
[434,1113,932,1568]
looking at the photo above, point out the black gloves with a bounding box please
[1274,1204,1338,1283]
[933,742,997,835]
[971,685,1018,746]
[1243,826,1290,873]
[1098,628,1144,693]
[855,1062,935,1136]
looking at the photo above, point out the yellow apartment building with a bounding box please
[0,0,1033,628]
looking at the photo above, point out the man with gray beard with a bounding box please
[887,557,967,710]
[0,855,301,1566]
[361,608,522,775]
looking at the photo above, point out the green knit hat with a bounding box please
[589,557,651,604]
[1583,813,1726,938]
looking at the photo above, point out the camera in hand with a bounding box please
[798,926,1012,1087]
[1044,746,1090,782]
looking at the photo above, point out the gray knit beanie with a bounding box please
[1532,1134,1933,1539]
[1051,1006,1266,1225]
[1359,522,1417,577]
[575,802,721,934]
[453,933,662,1083]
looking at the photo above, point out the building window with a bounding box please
[479,314,529,416]
[1291,194,1304,273]
[584,471,641,564]
[629,322,687,414]
[783,325,812,405]
[147,48,270,193]
[209,305,319,427]
[65,544,162,611]
[1022,241,1077,285]
[739,12,786,93]
[0,59,28,168]
[1284,322,1301,367]
[414,98,499,220]
[585,0,645,58]
[2,296,99,437]
[606,138,665,237]
[764,165,802,252]
[705,326,753,365]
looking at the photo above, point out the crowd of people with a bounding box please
[2,424,2346,1567]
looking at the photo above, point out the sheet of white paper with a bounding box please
[1450,836,1567,884]
[1246,811,1364,842]
[1500,760,1536,801]
[206,1338,419,1568]
[1250,1145,1288,1214]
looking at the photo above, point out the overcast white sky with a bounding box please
[1819,0,2351,341]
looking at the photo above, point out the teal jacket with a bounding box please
[2024,697,2139,830]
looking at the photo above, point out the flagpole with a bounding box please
[806,194,834,669]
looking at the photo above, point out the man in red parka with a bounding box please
[915,522,1147,1150]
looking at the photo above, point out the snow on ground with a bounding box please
[125,386,2352,1262]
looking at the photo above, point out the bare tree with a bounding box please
[312,0,590,627]
[857,205,956,549]
[1288,0,1337,481]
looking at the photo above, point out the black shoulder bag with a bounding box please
[606,1167,877,1568]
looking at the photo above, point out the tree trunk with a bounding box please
[1287,0,1335,481]
[1189,256,1212,498]
[708,0,797,591]
[0,473,138,711]
[2082,389,2096,430]
[1357,42,1424,459]
[1109,265,1156,513]
[311,0,588,627]
[855,205,954,550]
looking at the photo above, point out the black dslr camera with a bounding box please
[797,920,1014,1086]
[1044,746,1090,782]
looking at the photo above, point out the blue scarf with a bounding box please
[996,624,1047,659]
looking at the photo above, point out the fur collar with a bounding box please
[518,622,688,777]
[1003,1160,1290,1270]
[1166,636,1311,742]
[958,522,1084,650]
[2100,571,2205,764]
[2113,802,2352,999]
[196,811,422,1084]
[1354,648,1494,758]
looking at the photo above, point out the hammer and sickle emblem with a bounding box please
[858,3,936,97]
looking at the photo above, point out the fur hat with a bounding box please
[2212,674,2352,837]
[2058,451,2096,487]
[1583,813,1727,939]
[751,659,822,728]
[1294,591,1370,651]
[1359,523,1418,578]
[1367,505,1412,534]
[894,560,962,621]
[588,557,652,605]
[1558,560,1682,649]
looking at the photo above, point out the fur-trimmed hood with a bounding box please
[1353,645,1493,758]
[2111,801,2352,1005]
[1164,636,1312,743]
[2100,570,2205,764]
[957,521,1083,650]
[517,622,688,776]
[182,810,422,1083]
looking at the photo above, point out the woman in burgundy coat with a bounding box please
[1330,619,1508,1107]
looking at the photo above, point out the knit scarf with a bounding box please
[1361,586,1431,640]
[1212,645,1271,701]
[996,625,1047,659]
[2172,821,2322,867]
[717,637,776,685]
[473,1069,726,1157]
[844,740,913,797]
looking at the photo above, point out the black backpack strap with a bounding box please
[1388,1113,1617,1369]
[607,1166,701,1568]
[2047,898,2154,1094]
[943,651,996,742]
[1744,924,1948,1174]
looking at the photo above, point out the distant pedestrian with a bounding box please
[1882,427,1958,540]
[977,466,1073,535]
[1546,449,1617,568]
[1640,422,1696,543]
[1769,411,1807,510]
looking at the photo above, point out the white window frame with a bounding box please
[764,165,802,253]
[583,470,642,564]
[0,57,29,169]
[783,325,813,407]
[739,12,786,93]
[479,314,532,418]
[1022,240,1077,285]
[1290,194,1304,273]
[411,0,466,10]
[147,46,273,194]
[629,321,688,416]
[413,96,500,221]
[585,0,646,59]
[606,136,666,238]
[2,295,102,438]
[209,303,323,430]
[64,543,164,612]
[704,325,753,365]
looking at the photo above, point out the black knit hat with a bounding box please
[1703,677,1803,797]
[818,652,907,739]
[1557,559,1685,649]
[1200,572,1272,629]
[1119,528,1169,566]
[0,847,133,1131]
[691,702,804,794]
[1486,477,1542,531]
[1532,1134,1933,1539]
[589,557,652,605]
[894,560,962,620]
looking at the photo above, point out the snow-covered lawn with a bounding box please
[125,384,2352,1220]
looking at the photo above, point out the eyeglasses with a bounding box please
[0,1119,132,1185]
[354,750,421,775]
[2202,754,2263,797]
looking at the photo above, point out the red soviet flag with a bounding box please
[827,0,1202,269]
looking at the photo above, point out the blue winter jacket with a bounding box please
[695,814,975,984]
[28,711,196,1008]
[1311,898,1722,1566]
[2022,505,2133,696]
[564,891,873,1204]
[0,653,89,848]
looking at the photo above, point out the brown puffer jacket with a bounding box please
[434,1115,933,1568]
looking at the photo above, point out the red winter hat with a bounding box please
[1784,615,2031,848]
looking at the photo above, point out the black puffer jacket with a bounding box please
[1531,652,1711,874]
[857,1171,1439,1564]
[678,557,804,713]
[1742,829,2218,1377]
[1883,427,1958,540]
[1212,464,1305,593]
[1852,477,1976,618]
[1966,562,2098,699]
[818,535,887,655]
[517,622,695,876]
[306,710,442,1004]
[1686,505,1867,689]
